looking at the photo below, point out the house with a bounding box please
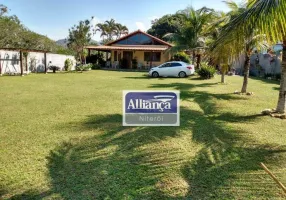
[85,30,173,69]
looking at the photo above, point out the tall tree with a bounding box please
[212,1,267,87]
[147,14,183,40]
[95,19,129,44]
[164,7,215,68]
[0,4,8,16]
[114,23,128,39]
[0,9,67,53]
[68,19,92,63]
[217,0,286,113]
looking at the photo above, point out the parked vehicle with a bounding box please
[148,61,194,78]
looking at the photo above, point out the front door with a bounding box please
[123,51,133,69]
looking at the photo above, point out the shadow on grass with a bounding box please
[250,76,280,85]
[10,83,286,199]
[273,86,280,91]
[123,74,151,79]
[123,74,197,80]
[7,190,53,200]
[149,82,217,91]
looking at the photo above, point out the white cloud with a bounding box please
[135,22,146,31]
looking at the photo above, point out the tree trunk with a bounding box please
[20,51,23,76]
[221,72,225,83]
[221,64,227,83]
[241,53,250,93]
[196,54,201,69]
[276,42,286,113]
[192,50,195,65]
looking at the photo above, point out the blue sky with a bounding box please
[2,0,234,41]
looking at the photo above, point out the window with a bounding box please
[144,52,161,62]
[114,51,118,61]
[115,33,162,45]
[170,63,182,67]
[159,63,171,68]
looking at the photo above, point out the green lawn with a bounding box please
[0,71,286,199]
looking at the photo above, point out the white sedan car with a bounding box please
[149,61,195,78]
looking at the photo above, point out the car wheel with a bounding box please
[152,71,159,78]
[178,71,186,78]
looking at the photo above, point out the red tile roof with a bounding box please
[106,30,173,47]
[85,45,169,51]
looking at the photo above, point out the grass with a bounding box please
[0,70,286,199]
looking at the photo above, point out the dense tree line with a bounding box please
[0,5,73,55]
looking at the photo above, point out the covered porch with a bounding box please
[85,45,171,70]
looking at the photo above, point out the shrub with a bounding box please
[264,73,273,79]
[132,58,138,69]
[171,52,191,63]
[48,65,60,73]
[91,63,101,70]
[64,58,73,71]
[76,64,92,72]
[275,73,281,80]
[197,63,216,79]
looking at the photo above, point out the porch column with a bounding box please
[150,51,153,68]
[44,52,47,73]
[20,50,23,76]
[88,49,91,57]
[106,52,108,68]
[97,50,99,65]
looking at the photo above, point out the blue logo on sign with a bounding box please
[125,92,178,113]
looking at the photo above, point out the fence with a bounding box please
[0,49,76,75]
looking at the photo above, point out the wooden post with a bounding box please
[88,49,91,57]
[261,163,286,194]
[106,52,108,68]
[150,51,153,68]
[44,52,47,74]
[20,50,23,76]
[25,54,28,72]
[97,51,99,65]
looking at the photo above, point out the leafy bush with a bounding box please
[264,73,273,79]
[171,52,191,63]
[48,65,60,73]
[132,58,138,69]
[275,73,281,80]
[64,58,73,71]
[91,63,101,70]
[86,53,105,67]
[76,64,92,71]
[197,63,216,79]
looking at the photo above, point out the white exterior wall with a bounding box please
[232,52,281,75]
[0,50,76,74]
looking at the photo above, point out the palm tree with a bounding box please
[104,19,116,40]
[115,24,128,39]
[218,0,286,113]
[240,33,267,93]
[96,19,128,43]
[95,23,108,40]
[211,1,267,86]
[164,7,215,68]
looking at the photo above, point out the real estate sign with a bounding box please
[123,90,180,126]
